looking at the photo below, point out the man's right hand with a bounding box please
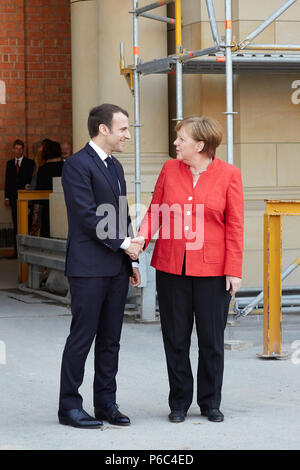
[132,236,145,249]
[125,237,145,260]
[4,199,10,207]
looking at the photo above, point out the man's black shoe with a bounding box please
[58,408,103,428]
[168,410,186,423]
[95,403,130,426]
[201,408,224,422]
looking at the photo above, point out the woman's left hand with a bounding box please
[226,276,242,296]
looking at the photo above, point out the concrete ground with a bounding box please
[0,259,300,450]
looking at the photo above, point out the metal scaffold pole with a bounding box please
[133,0,142,229]
[238,0,297,50]
[225,0,234,165]
[205,0,220,47]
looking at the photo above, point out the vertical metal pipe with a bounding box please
[176,61,183,121]
[205,0,220,46]
[120,42,125,69]
[133,0,141,228]
[225,0,234,164]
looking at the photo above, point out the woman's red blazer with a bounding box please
[138,157,244,278]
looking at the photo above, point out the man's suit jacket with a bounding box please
[4,157,35,201]
[138,157,244,278]
[62,143,133,277]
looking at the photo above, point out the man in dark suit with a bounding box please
[58,104,143,429]
[4,139,35,257]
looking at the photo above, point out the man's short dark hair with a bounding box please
[13,139,24,149]
[88,104,129,138]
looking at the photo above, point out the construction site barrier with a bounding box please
[258,200,300,359]
[17,190,52,283]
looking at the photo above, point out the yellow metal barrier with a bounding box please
[259,200,300,359]
[17,190,52,283]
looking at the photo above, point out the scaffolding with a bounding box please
[120,0,300,226]
[119,0,300,333]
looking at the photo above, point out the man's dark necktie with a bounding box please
[105,157,120,194]
[15,159,20,176]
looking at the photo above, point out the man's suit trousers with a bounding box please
[59,261,129,411]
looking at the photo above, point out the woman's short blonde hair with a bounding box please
[175,116,223,157]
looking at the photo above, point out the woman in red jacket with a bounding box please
[138,116,244,423]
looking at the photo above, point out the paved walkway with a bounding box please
[0,259,300,450]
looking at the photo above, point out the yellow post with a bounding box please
[17,190,52,283]
[17,198,29,283]
[259,200,300,359]
[262,214,282,357]
[175,0,182,55]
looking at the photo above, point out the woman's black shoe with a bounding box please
[168,410,186,423]
[201,408,224,422]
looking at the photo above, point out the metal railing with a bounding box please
[17,234,68,300]
[235,259,300,318]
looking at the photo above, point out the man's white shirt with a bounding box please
[89,140,138,266]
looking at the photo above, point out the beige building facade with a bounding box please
[179,0,300,288]
[7,0,300,289]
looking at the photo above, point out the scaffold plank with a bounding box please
[136,53,300,75]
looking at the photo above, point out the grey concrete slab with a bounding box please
[0,261,300,450]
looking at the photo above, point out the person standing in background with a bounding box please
[4,139,35,257]
[32,140,64,238]
[28,141,44,235]
[60,141,72,161]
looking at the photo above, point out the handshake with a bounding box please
[124,236,145,261]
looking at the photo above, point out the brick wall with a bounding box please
[0,0,72,189]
